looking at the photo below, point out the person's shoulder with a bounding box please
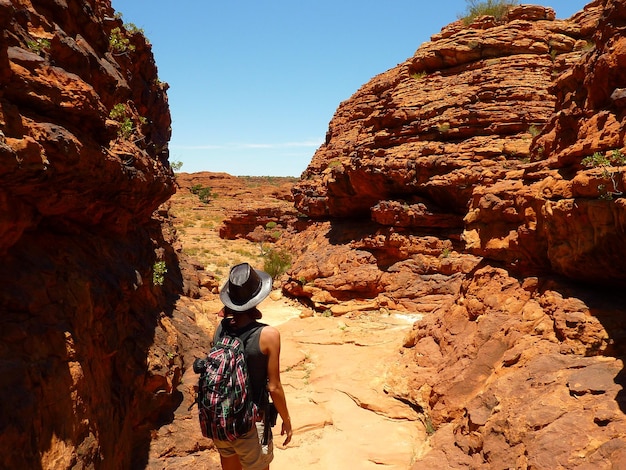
[259,324,280,341]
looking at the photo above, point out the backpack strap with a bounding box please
[224,320,270,404]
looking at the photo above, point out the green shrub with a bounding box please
[197,188,213,204]
[411,71,427,80]
[262,248,292,280]
[152,261,167,286]
[581,150,626,200]
[109,104,136,139]
[109,27,135,54]
[459,0,519,25]
[581,150,626,169]
[190,184,214,204]
[528,124,542,137]
[109,103,127,121]
[119,118,133,139]
[26,38,50,55]
[437,122,451,133]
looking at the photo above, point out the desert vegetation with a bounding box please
[459,0,520,24]
[582,149,626,200]
[169,175,297,281]
[190,184,214,204]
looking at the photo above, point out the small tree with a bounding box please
[190,184,214,204]
[170,160,183,172]
[582,150,626,200]
[263,248,292,280]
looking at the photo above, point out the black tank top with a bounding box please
[214,319,269,407]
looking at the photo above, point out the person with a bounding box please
[212,262,293,470]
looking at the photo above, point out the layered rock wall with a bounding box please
[288,3,607,310]
[0,1,201,468]
[284,1,626,467]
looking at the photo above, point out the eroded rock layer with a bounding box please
[0,1,207,468]
[291,3,609,284]
[284,1,626,468]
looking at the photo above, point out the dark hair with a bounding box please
[224,306,262,319]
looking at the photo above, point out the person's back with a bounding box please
[212,317,268,412]
[208,263,292,470]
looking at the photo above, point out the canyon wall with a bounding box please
[0,1,210,468]
[3,0,626,468]
[283,1,626,467]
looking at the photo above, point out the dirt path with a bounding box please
[167,176,428,468]
[258,296,428,469]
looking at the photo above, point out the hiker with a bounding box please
[210,262,292,470]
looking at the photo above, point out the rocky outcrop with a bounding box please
[515,0,626,284]
[0,1,208,468]
[172,172,301,243]
[391,266,626,469]
[0,0,173,251]
[286,3,606,309]
[293,5,597,219]
[282,1,626,468]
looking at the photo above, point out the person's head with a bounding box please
[220,263,272,313]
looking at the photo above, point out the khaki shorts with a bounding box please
[213,421,273,470]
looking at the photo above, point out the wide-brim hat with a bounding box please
[220,263,272,311]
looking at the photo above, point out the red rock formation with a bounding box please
[519,0,626,283]
[287,3,606,308]
[0,1,210,468]
[293,5,594,220]
[393,267,626,469]
[461,0,626,281]
[283,1,626,468]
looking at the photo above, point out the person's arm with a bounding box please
[260,325,293,446]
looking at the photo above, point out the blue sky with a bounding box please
[111,1,590,177]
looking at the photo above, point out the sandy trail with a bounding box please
[257,295,427,469]
[168,176,428,468]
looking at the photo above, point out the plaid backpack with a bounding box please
[194,324,260,441]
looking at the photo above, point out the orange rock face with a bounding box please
[0,1,199,468]
[287,3,608,307]
[284,1,626,468]
[0,1,174,249]
[292,1,625,287]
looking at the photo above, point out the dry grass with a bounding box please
[168,175,295,284]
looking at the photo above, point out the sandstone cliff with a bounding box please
[4,0,626,468]
[0,1,210,468]
[282,1,626,467]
